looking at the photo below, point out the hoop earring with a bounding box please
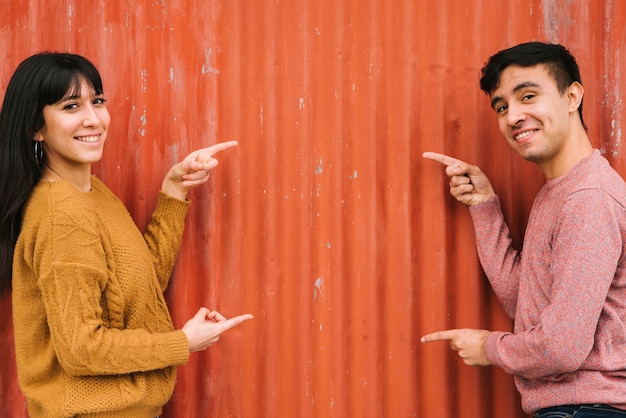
[34,141,43,165]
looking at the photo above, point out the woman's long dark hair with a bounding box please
[0,52,104,295]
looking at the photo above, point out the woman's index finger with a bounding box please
[206,140,239,156]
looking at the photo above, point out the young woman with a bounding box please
[0,52,252,417]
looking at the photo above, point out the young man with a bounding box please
[421,42,626,417]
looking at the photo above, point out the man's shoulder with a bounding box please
[569,151,626,203]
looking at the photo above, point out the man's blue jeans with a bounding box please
[535,404,626,417]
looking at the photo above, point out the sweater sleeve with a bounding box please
[34,199,190,376]
[484,189,622,379]
[469,196,521,318]
[143,192,190,292]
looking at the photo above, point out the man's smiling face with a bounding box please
[489,64,576,167]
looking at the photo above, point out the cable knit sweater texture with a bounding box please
[470,150,626,413]
[12,176,191,417]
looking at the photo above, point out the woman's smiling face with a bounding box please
[37,77,110,174]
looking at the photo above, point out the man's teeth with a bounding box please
[76,135,99,142]
[515,131,533,141]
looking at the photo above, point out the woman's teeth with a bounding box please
[75,135,99,142]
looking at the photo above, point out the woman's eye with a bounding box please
[63,103,79,110]
[93,97,107,105]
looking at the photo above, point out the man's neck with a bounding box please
[539,125,593,180]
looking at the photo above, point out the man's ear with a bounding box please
[567,81,584,112]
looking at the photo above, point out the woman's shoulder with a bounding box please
[24,177,121,227]
[31,176,115,201]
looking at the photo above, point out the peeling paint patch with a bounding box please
[202,48,219,75]
[169,142,180,164]
[314,159,323,174]
[168,67,174,83]
[611,119,622,158]
[138,106,147,136]
[313,277,323,300]
[140,68,148,94]
[299,97,305,110]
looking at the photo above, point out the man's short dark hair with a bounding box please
[479,42,586,129]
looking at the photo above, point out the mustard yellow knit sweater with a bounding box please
[12,177,191,417]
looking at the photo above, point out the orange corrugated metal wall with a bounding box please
[0,1,624,417]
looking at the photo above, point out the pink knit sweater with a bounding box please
[470,150,626,414]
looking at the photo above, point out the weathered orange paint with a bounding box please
[1,1,625,417]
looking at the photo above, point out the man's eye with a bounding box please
[522,94,534,101]
[496,104,508,114]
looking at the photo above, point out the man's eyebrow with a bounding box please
[490,81,542,109]
[513,81,541,92]
[490,95,503,110]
